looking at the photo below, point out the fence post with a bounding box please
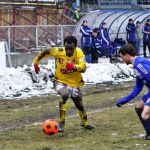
[7,27,12,67]
[60,25,64,47]
[8,27,11,53]
[36,26,38,50]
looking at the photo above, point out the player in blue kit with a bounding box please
[116,44,150,140]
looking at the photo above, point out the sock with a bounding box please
[78,110,88,126]
[59,101,67,122]
[135,107,150,136]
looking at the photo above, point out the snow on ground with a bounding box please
[0,60,135,99]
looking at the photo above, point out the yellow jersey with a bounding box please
[33,47,86,87]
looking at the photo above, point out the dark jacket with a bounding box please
[99,27,111,48]
[126,23,136,42]
[80,25,92,48]
[143,23,150,42]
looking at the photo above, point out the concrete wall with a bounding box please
[6,52,49,67]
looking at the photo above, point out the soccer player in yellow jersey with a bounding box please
[33,36,95,132]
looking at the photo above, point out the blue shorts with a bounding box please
[141,91,150,106]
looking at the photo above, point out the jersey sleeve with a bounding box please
[33,48,58,64]
[75,49,86,73]
[135,62,150,82]
[116,77,144,105]
[80,26,92,36]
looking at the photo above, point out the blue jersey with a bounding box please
[116,57,150,105]
[126,23,136,42]
[99,27,111,48]
[80,25,92,48]
[143,23,150,42]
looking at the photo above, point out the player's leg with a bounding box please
[142,105,150,121]
[70,88,95,129]
[147,41,150,56]
[135,92,150,139]
[143,41,147,57]
[141,98,150,139]
[55,82,69,132]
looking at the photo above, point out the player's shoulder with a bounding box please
[58,47,65,52]
[75,47,83,52]
[51,47,65,53]
[134,57,150,70]
[137,57,150,63]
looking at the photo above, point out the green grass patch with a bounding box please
[0,82,149,150]
[0,106,150,150]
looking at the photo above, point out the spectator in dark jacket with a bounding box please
[80,20,92,63]
[126,18,137,48]
[99,22,112,58]
[142,19,150,57]
[91,28,101,63]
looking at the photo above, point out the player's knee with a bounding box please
[61,94,69,101]
[141,113,150,121]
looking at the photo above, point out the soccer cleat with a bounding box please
[58,121,65,133]
[136,134,150,140]
[80,123,95,130]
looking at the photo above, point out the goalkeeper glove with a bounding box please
[34,64,40,74]
[115,97,128,107]
[66,62,76,71]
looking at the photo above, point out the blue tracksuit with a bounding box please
[80,25,92,63]
[80,25,92,48]
[116,57,150,106]
[92,35,102,57]
[99,27,111,49]
[143,23,150,42]
[99,27,112,57]
[126,23,136,47]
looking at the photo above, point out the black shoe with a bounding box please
[81,123,95,130]
[58,121,65,133]
[136,134,150,140]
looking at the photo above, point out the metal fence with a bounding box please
[0,25,77,53]
[0,25,144,55]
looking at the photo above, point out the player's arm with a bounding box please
[33,48,57,73]
[80,26,92,35]
[75,57,86,73]
[142,25,150,34]
[126,25,132,32]
[116,77,144,107]
[33,48,53,65]
[74,49,86,73]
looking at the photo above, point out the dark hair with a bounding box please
[136,21,141,24]
[64,36,77,47]
[82,20,87,25]
[102,22,106,26]
[129,18,133,22]
[119,44,136,56]
[147,19,150,23]
[93,28,99,33]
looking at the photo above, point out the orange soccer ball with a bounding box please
[42,119,59,135]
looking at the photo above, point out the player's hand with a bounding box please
[60,69,74,74]
[34,64,40,74]
[66,62,76,71]
[115,97,127,107]
[115,102,122,107]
